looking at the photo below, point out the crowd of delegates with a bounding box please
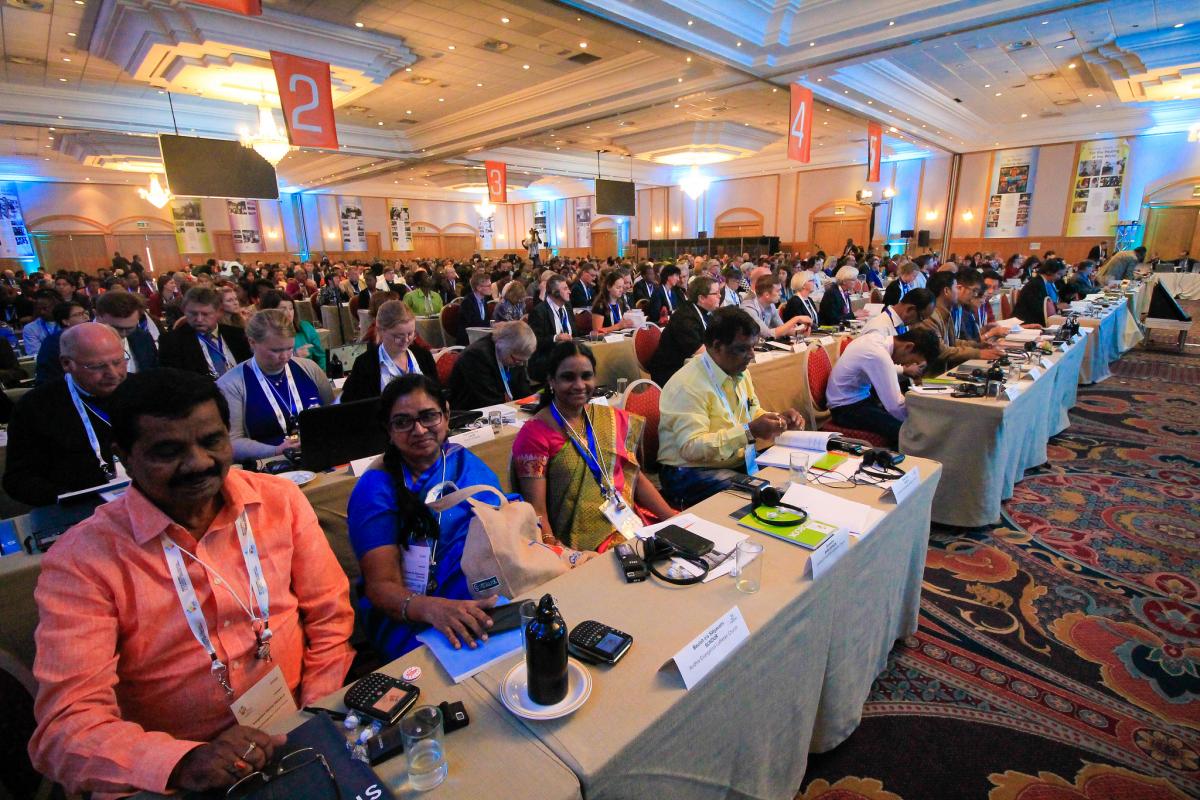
[2,240,1151,797]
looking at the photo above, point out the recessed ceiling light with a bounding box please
[522,64,530,69]
[809,41,815,47]
[984,83,991,87]
[405,109,412,114]
[58,77,67,82]
[501,17,509,23]
[673,103,680,108]
[687,19,694,26]
[476,82,483,87]
[378,121,383,125]
[579,42,588,48]
[447,45,455,50]
[1055,44,1064,49]
[355,22,364,28]
[67,32,76,37]
[62,57,71,62]
[1020,113,1028,118]
[1173,23,1184,28]
[438,97,444,102]
[867,100,873,104]
[1087,92,1093,97]
[888,20,895,26]
[1041,19,1049,24]
[816,78,822,82]
[995,91,1002,96]
[1095,103,1101,107]
[678,77,683,82]
[736,41,742,47]
[772,87,778,92]
[1068,62,1077,69]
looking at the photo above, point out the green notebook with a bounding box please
[736,508,838,550]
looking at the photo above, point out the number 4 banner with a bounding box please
[787,84,813,163]
[270,51,339,150]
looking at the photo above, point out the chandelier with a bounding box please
[138,174,172,209]
[476,198,496,217]
[678,165,711,200]
[240,105,291,166]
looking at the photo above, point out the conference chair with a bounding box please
[1000,293,1014,319]
[633,323,662,372]
[840,335,853,355]
[0,649,48,800]
[1043,296,1057,325]
[574,309,593,334]
[619,379,662,472]
[435,346,462,386]
[439,302,463,343]
[485,300,497,318]
[634,299,650,312]
[805,346,890,448]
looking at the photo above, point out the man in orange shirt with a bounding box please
[28,368,355,798]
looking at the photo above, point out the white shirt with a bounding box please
[826,334,908,421]
[862,307,905,338]
[547,298,571,336]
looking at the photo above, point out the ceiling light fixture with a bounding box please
[889,20,895,26]
[1068,62,1077,69]
[522,64,530,69]
[239,104,291,165]
[137,174,172,209]
[1174,23,1184,28]
[579,42,588,48]
[809,41,815,46]
[961,209,974,222]
[67,32,76,37]
[678,165,711,199]
[355,22,363,28]
[687,19,694,26]
[501,17,509,23]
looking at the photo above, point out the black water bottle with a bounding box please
[327,353,344,379]
[526,593,568,705]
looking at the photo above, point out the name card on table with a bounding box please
[1027,366,1043,381]
[1039,356,1052,369]
[792,342,808,354]
[807,526,850,581]
[1004,385,1023,401]
[449,426,495,447]
[817,336,834,347]
[604,333,626,343]
[882,466,920,504]
[662,606,751,690]
[349,453,382,476]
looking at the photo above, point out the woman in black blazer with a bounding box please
[341,300,437,404]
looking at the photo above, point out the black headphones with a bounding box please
[860,448,905,478]
[750,485,809,526]
[638,535,710,585]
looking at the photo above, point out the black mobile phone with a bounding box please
[614,542,647,583]
[657,524,714,558]
[343,672,420,726]
[485,603,525,634]
[568,620,633,665]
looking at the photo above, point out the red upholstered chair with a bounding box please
[486,300,497,317]
[435,347,462,385]
[620,379,662,471]
[1043,296,1057,323]
[806,346,889,447]
[1000,293,1013,319]
[440,303,462,343]
[839,336,853,355]
[633,324,661,372]
[574,309,593,334]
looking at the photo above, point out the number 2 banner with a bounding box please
[787,84,813,163]
[270,51,339,150]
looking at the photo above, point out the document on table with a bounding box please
[637,512,749,582]
[782,483,886,538]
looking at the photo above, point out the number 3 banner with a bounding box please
[270,51,339,150]
[484,161,507,204]
[787,84,813,163]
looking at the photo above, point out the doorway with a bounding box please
[1144,205,1200,261]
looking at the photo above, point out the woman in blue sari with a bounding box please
[348,374,502,658]
[216,308,332,461]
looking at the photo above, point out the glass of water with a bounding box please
[488,410,503,435]
[734,540,764,594]
[616,377,629,397]
[789,451,813,486]
[401,705,447,791]
[519,600,537,654]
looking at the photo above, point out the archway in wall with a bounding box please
[591,216,618,259]
[409,221,441,259]
[714,208,764,238]
[442,222,479,260]
[1142,177,1200,260]
[808,201,871,256]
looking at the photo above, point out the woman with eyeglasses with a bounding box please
[513,341,675,552]
[782,269,820,327]
[348,374,502,657]
[216,309,333,461]
[342,300,437,404]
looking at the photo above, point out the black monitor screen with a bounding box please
[159,134,279,199]
[595,179,635,216]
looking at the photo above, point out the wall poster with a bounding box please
[478,211,496,250]
[0,183,35,260]
[338,196,367,251]
[983,147,1038,238]
[575,197,593,249]
[387,199,412,251]
[226,199,263,253]
[1066,138,1128,237]
[171,199,212,253]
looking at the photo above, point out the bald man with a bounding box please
[4,323,130,505]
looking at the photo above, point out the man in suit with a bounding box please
[4,323,129,505]
[447,321,536,409]
[527,274,575,382]
[570,264,598,308]
[915,271,1003,371]
[818,266,862,327]
[1069,260,1099,296]
[158,286,251,379]
[631,264,658,305]
[882,261,922,306]
[648,265,686,325]
[647,276,721,386]
[456,270,494,346]
[1013,258,1067,326]
[94,290,159,373]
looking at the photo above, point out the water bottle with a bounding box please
[526,593,568,705]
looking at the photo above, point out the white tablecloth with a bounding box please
[1158,272,1200,300]
[1075,301,1132,384]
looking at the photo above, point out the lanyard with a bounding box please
[886,307,907,334]
[66,373,115,479]
[549,402,615,498]
[247,360,303,434]
[197,332,234,378]
[664,287,673,312]
[161,510,272,696]
[497,357,513,400]
[694,303,707,330]
[379,343,420,390]
[804,296,818,320]
[700,354,750,426]
[402,448,449,529]
[952,306,963,337]
[39,318,54,337]
[610,303,622,324]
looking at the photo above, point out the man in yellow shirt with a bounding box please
[658,307,804,508]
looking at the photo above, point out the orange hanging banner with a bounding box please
[269,51,340,150]
[866,122,882,182]
[485,161,508,204]
[189,0,262,14]
[787,84,814,163]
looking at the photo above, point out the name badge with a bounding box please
[230,665,298,733]
[807,527,850,581]
[744,444,759,476]
[882,466,921,504]
[401,543,433,595]
[1004,385,1023,401]
[662,606,751,690]
[600,495,640,540]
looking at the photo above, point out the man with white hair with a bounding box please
[818,266,864,327]
[4,323,130,505]
[447,320,536,409]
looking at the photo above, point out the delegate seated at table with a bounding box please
[646,275,720,387]
[258,290,327,371]
[741,274,805,339]
[28,369,354,798]
[341,300,437,404]
[348,375,502,658]
[914,271,1002,370]
[513,342,675,552]
[827,329,940,448]
[158,287,252,380]
[1013,258,1068,327]
[657,307,804,509]
[403,272,444,317]
[447,321,535,409]
[818,266,868,327]
[216,309,333,461]
[591,272,634,335]
[527,274,576,382]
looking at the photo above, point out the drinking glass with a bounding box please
[616,377,629,397]
[789,452,813,486]
[488,410,503,435]
[734,540,764,594]
[401,705,447,791]
[519,600,538,654]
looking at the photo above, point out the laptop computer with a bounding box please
[298,398,388,472]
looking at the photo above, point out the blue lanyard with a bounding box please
[549,402,612,497]
[610,303,621,323]
[887,307,907,334]
[199,332,227,363]
[498,360,513,399]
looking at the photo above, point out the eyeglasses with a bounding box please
[389,409,445,432]
[71,353,130,373]
[227,748,341,799]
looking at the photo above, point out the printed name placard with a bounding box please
[449,426,495,448]
[882,466,921,504]
[807,527,850,581]
[1039,356,1052,369]
[1004,385,1023,401]
[662,606,750,690]
[1027,366,1043,381]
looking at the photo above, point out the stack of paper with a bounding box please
[782,483,886,538]
[1005,328,1043,343]
[993,317,1025,333]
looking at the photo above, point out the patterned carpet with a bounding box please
[798,308,1200,800]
